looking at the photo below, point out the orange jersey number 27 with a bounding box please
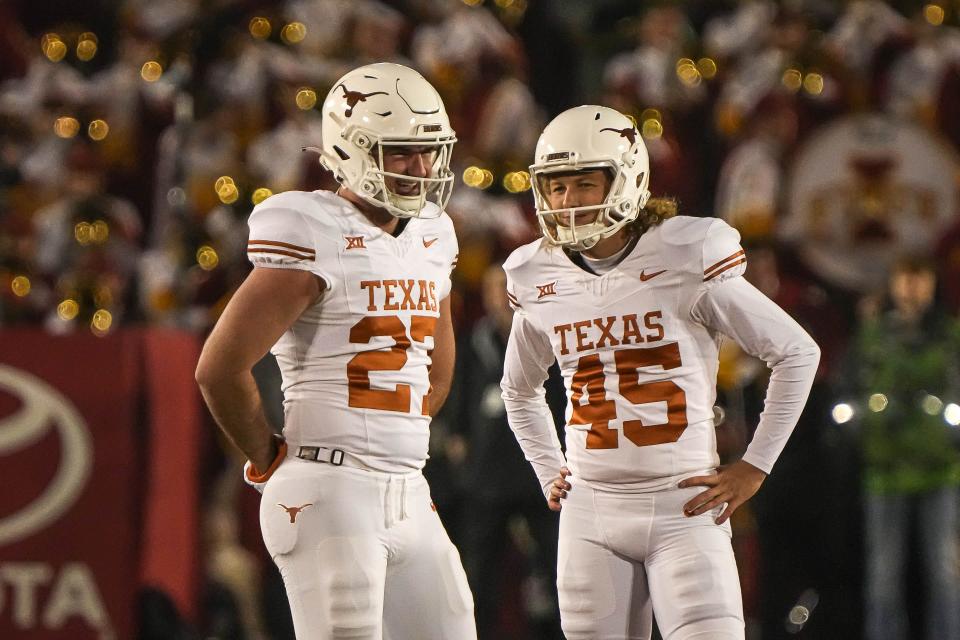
[347,315,437,414]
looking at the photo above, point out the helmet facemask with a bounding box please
[366,137,456,218]
[532,159,645,251]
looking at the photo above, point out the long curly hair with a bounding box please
[626,196,679,237]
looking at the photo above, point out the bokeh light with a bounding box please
[676,58,701,86]
[217,178,239,204]
[197,245,220,270]
[295,88,317,110]
[77,33,98,61]
[75,222,92,246]
[924,4,945,25]
[479,169,494,190]
[503,171,531,193]
[11,276,31,297]
[91,220,109,244]
[57,299,79,321]
[54,116,80,138]
[141,61,163,82]
[922,394,944,415]
[642,118,663,140]
[782,69,803,92]
[803,73,824,96]
[697,57,717,79]
[42,33,67,62]
[91,309,113,335]
[217,182,240,204]
[831,403,854,424]
[249,17,272,39]
[463,166,485,188]
[281,22,307,44]
[252,187,274,205]
[868,393,888,412]
[944,403,960,426]
[88,119,110,141]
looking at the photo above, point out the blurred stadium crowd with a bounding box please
[3,0,960,638]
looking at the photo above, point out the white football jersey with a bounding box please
[246,190,458,472]
[503,216,748,491]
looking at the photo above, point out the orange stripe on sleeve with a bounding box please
[703,258,747,281]
[247,239,316,256]
[704,249,745,277]
[248,247,314,260]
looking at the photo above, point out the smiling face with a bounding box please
[378,145,439,196]
[541,169,612,227]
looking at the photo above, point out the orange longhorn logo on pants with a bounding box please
[278,503,313,523]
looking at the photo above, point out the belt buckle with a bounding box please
[298,446,320,461]
[329,449,345,466]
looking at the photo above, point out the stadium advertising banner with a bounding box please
[0,329,201,639]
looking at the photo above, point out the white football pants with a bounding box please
[557,474,744,640]
[260,457,477,639]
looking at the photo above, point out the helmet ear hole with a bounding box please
[355,133,372,149]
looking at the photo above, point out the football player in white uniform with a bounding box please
[500,105,820,639]
[196,63,476,640]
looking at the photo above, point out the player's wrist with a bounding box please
[246,434,287,483]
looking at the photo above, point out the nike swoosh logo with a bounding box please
[639,269,667,281]
[423,237,438,248]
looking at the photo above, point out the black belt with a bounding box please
[296,446,345,466]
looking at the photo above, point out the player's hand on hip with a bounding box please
[679,459,767,525]
[547,466,572,512]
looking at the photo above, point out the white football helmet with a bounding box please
[530,105,651,250]
[317,63,457,218]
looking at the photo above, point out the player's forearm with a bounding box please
[502,387,566,496]
[428,343,455,416]
[197,370,277,470]
[501,311,566,496]
[741,338,820,473]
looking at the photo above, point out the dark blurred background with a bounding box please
[2,1,960,639]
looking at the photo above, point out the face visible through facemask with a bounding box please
[540,168,613,240]
[377,145,439,197]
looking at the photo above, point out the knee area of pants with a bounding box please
[560,614,598,640]
[663,613,743,640]
[330,624,378,640]
[327,574,380,637]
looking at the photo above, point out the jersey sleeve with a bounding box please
[699,218,747,284]
[691,277,820,473]
[246,206,318,271]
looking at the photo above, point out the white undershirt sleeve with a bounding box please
[500,311,567,498]
[691,277,821,474]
